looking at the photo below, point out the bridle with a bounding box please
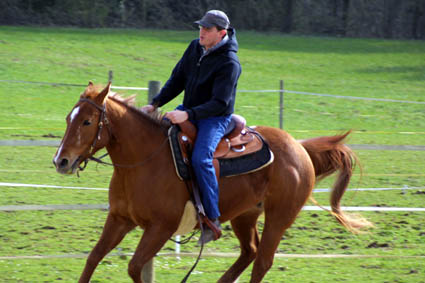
[80,98,109,154]
[77,98,110,172]
[77,97,169,172]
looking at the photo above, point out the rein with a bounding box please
[77,98,169,172]
[86,136,169,169]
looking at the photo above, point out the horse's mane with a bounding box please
[108,93,171,133]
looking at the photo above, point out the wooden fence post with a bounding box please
[108,70,113,83]
[142,259,155,283]
[279,80,284,129]
[148,81,161,103]
[140,81,161,283]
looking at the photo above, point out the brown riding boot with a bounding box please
[198,218,222,245]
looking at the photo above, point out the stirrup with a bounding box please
[201,215,222,241]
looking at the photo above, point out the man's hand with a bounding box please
[140,104,155,113]
[165,110,189,124]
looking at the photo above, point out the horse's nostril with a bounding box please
[59,158,69,168]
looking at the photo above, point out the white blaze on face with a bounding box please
[53,143,64,165]
[70,106,80,122]
[70,106,83,146]
[54,106,82,165]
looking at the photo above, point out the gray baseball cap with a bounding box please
[194,10,230,29]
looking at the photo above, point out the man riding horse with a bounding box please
[142,10,241,245]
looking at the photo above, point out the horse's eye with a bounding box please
[83,120,91,126]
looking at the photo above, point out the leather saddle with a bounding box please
[168,114,274,181]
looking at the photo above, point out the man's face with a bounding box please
[199,26,226,50]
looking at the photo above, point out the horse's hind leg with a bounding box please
[249,218,292,282]
[128,224,174,283]
[251,172,313,281]
[218,208,262,283]
[250,197,307,283]
[79,212,135,283]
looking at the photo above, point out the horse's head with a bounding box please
[53,82,111,174]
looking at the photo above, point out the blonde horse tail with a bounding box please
[300,131,373,233]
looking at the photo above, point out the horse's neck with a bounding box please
[105,100,166,163]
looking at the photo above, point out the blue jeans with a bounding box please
[176,105,232,219]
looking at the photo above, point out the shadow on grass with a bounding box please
[357,65,425,82]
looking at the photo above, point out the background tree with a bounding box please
[0,0,424,39]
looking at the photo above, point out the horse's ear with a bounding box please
[95,82,111,104]
[81,81,95,98]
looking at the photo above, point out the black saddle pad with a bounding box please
[168,126,274,181]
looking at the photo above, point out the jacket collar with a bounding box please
[201,34,229,55]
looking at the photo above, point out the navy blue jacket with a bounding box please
[151,28,241,120]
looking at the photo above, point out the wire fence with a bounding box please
[1,78,424,104]
[2,181,424,194]
[1,77,424,134]
[1,77,424,282]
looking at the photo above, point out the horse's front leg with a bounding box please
[79,212,135,283]
[128,224,174,283]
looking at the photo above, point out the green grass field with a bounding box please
[0,26,424,282]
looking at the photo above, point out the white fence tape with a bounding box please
[313,186,425,192]
[1,182,423,193]
[110,86,148,91]
[303,206,425,212]
[0,204,423,212]
[2,140,425,151]
[1,182,424,212]
[1,182,423,212]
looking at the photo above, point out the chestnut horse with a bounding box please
[53,82,370,283]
